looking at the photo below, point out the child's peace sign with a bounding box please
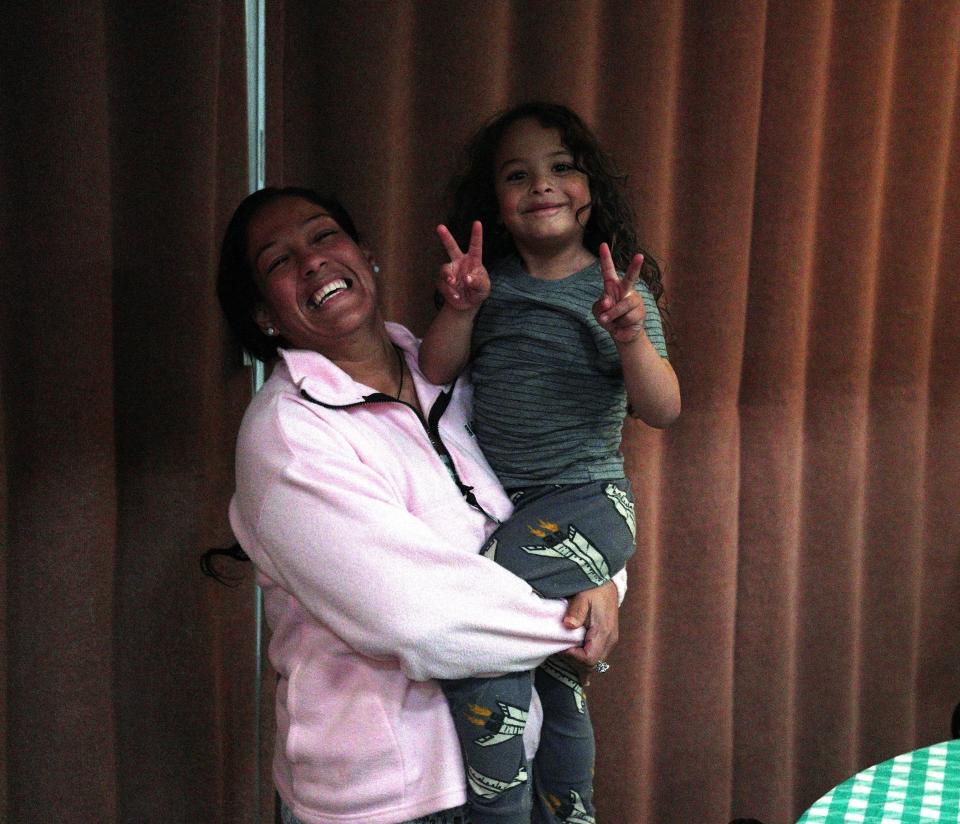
[436,221,491,311]
[593,243,647,344]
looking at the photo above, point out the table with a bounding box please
[797,739,960,822]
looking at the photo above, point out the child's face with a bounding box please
[494,118,591,256]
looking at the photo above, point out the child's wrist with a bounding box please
[613,329,650,352]
[442,301,482,320]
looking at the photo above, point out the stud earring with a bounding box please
[265,326,277,337]
[372,263,381,274]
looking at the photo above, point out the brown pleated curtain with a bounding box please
[1,1,957,823]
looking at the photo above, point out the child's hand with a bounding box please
[593,243,646,344]
[436,221,490,311]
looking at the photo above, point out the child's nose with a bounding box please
[530,173,554,193]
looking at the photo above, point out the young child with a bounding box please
[419,102,681,824]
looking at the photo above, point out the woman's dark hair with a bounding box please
[447,101,663,303]
[204,187,361,584]
[217,186,361,362]
[200,542,250,585]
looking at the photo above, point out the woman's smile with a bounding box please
[306,277,352,310]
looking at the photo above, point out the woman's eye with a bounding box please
[265,255,288,274]
[312,229,336,243]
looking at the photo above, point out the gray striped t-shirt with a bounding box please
[469,255,668,488]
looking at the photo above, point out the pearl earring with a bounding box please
[266,326,277,337]
[373,264,381,274]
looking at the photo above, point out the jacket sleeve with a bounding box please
[613,566,627,605]
[232,396,585,682]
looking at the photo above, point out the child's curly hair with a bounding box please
[447,101,663,303]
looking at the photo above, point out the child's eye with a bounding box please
[553,162,575,173]
[505,170,526,182]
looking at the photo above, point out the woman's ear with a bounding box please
[253,305,278,337]
[362,246,381,274]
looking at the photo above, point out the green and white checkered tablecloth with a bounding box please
[797,740,960,823]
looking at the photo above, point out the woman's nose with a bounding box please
[298,249,326,276]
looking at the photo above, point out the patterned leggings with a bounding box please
[442,479,637,824]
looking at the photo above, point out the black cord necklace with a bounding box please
[393,345,404,400]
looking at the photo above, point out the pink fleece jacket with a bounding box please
[229,323,620,824]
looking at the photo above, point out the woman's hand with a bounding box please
[593,243,646,344]
[436,221,491,311]
[562,579,619,682]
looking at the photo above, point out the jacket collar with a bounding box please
[276,322,445,409]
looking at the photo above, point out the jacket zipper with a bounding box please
[299,382,501,525]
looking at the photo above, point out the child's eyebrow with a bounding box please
[497,150,571,172]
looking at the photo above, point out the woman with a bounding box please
[215,187,622,824]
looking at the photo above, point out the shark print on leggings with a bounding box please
[540,657,586,714]
[603,482,636,538]
[520,520,610,586]
[467,763,528,799]
[545,789,595,824]
[466,701,528,747]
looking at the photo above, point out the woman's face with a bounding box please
[247,196,380,353]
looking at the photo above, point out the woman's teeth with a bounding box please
[308,278,350,308]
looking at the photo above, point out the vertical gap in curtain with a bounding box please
[261,1,291,819]
[244,2,267,820]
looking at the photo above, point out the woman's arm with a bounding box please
[231,395,585,683]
